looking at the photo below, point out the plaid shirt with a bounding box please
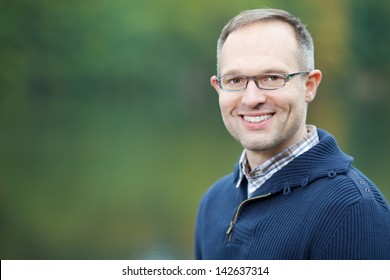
[237,125,319,197]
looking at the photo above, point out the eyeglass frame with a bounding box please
[216,71,311,92]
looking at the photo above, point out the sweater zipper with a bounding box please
[226,193,272,242]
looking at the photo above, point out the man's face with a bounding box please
[211,21,320,163]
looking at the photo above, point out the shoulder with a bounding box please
[311,165,390,234]
[309,166,389,212]
[347,167,390,210]
[200,172,237,204]
[332,166,390,211]
[196,166,243,223]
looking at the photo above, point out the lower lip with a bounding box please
[241,115,273,129]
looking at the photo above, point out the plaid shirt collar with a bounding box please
[236,125,319,197]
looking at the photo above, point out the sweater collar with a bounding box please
[234,128,353,196]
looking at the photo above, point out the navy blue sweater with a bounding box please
[195,129,390,259]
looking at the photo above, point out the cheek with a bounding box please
[218,94,239,114]
[283,96,308,126]
[274,87,306,112]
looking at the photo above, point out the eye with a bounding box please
[263,74,284,82]
[225,76,246,85]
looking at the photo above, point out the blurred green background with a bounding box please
[1,0,389,259]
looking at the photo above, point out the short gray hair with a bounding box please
[216,8,315,74]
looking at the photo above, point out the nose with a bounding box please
[241,80,267,108]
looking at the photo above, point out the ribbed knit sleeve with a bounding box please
[315,198,390,259]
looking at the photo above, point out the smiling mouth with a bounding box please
[242,114,273,123]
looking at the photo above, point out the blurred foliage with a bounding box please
[0,0,389,259]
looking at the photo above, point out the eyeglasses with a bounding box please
[216,71,310,92]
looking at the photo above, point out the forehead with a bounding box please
[220,21,300,74]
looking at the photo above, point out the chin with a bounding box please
[241,141,274,152]
[240,134,284,152]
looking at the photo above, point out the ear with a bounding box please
[305,70,322,103]
[210,75,222,95]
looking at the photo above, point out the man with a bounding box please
[195,8,390,259]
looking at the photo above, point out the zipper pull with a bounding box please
[226,221,234,235]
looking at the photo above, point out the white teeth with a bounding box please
[243,114,272,123]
